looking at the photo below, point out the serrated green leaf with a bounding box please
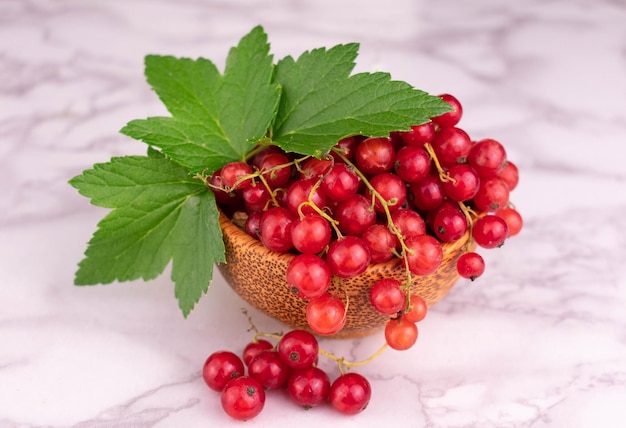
[69,156,224,316]
[271,43,452,156]
[121,25,280,174]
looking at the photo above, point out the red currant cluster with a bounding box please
[207,93,522,349]
[203,329,371,421]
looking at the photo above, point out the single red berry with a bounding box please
[403,294,428,323]
[355,136,396,174]
[202,351,245,392]
[390,209,426,240]
[220,161,254,190]
[306,293,346,335]
[290,215,332,255]
[394,145,432,183]
[431,126,472,165]
[405,234,443,276]
[285,179,327,216]
[334,194,377,236]
[286,254,331,299]
[321,163,360,202]
[472,214,508,248]
[410,174,445,211]
[456,252,486,280]
[277,330,319,370]
[369,278,405,315]
[329,373,372,415]
[220,376,265,421]
[258,152,292,188]
[442,163,480,202]
[467,138,507,178]
[384,317,418,350]
[366,172,407,212]
[242,339,274,366]
[287,367,331,409]
[361,223,399,264]
[495,207,523,237]
[326,236,371,278]
[398,122,435,146]
[431,93,463,128]
[497,160,519,191]
[259,206,296,252]
[248,350,291,390]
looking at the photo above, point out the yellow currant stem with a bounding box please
[293,155,312,175]
[255,172,280,208]
[424,142,455,183]
[457,200,478,252]
[298,200,344,239]
[319,343,389,375]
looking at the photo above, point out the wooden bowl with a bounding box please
[217,212,472,338]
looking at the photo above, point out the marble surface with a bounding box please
[1,0,625,426]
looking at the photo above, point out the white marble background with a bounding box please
[1,0,625,427]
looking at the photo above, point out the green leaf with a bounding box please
[271,43,452,157]
[68,156,225,316]
[121,25,281,174]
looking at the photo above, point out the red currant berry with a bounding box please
[306,293,346,335]
[366,172,407,212]
[473,177,510,212]
[209,169,241,205]
[329,373,371,415]
[431,126,472,165]
[398,122,435,146]
[497,160,519,191]
[221,376,265,421]
[355,136,396,174]
[334,194,377,236]
[242,339,274,366]
[369,278,405,315]
[330,135,362,163]
[442,164,480,202]
[495,207,523,237]
[390,209,426,240]
[432,206,468,242]
[286,254,331,299]
[361,223,399,264]
[403,294,428,323]
[456,251,485,280]
[248,350,291,389]
[202,351,245,391]
[220,161,254,190]
[384,317,418,350]
[277,330,319,370]
[410,174,445,211]
[290,215,332,254]
[431,93,463,128]
[251,145,286,169]
[405,234,443,275]
[394,145,432,183]
[244,211,263,239]
[467,138,507,178]
[259,206,296,252]
[287,367,331,409]
[326,236,371,278]
[258,152,292,188]
[472,214,508,248]
[285,179,327,216]
[299,157,333,180]
[321,163,360,202]
[242,183,271,213]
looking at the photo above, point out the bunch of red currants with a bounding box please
[208,93,522,350]
[203,329,371,420]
